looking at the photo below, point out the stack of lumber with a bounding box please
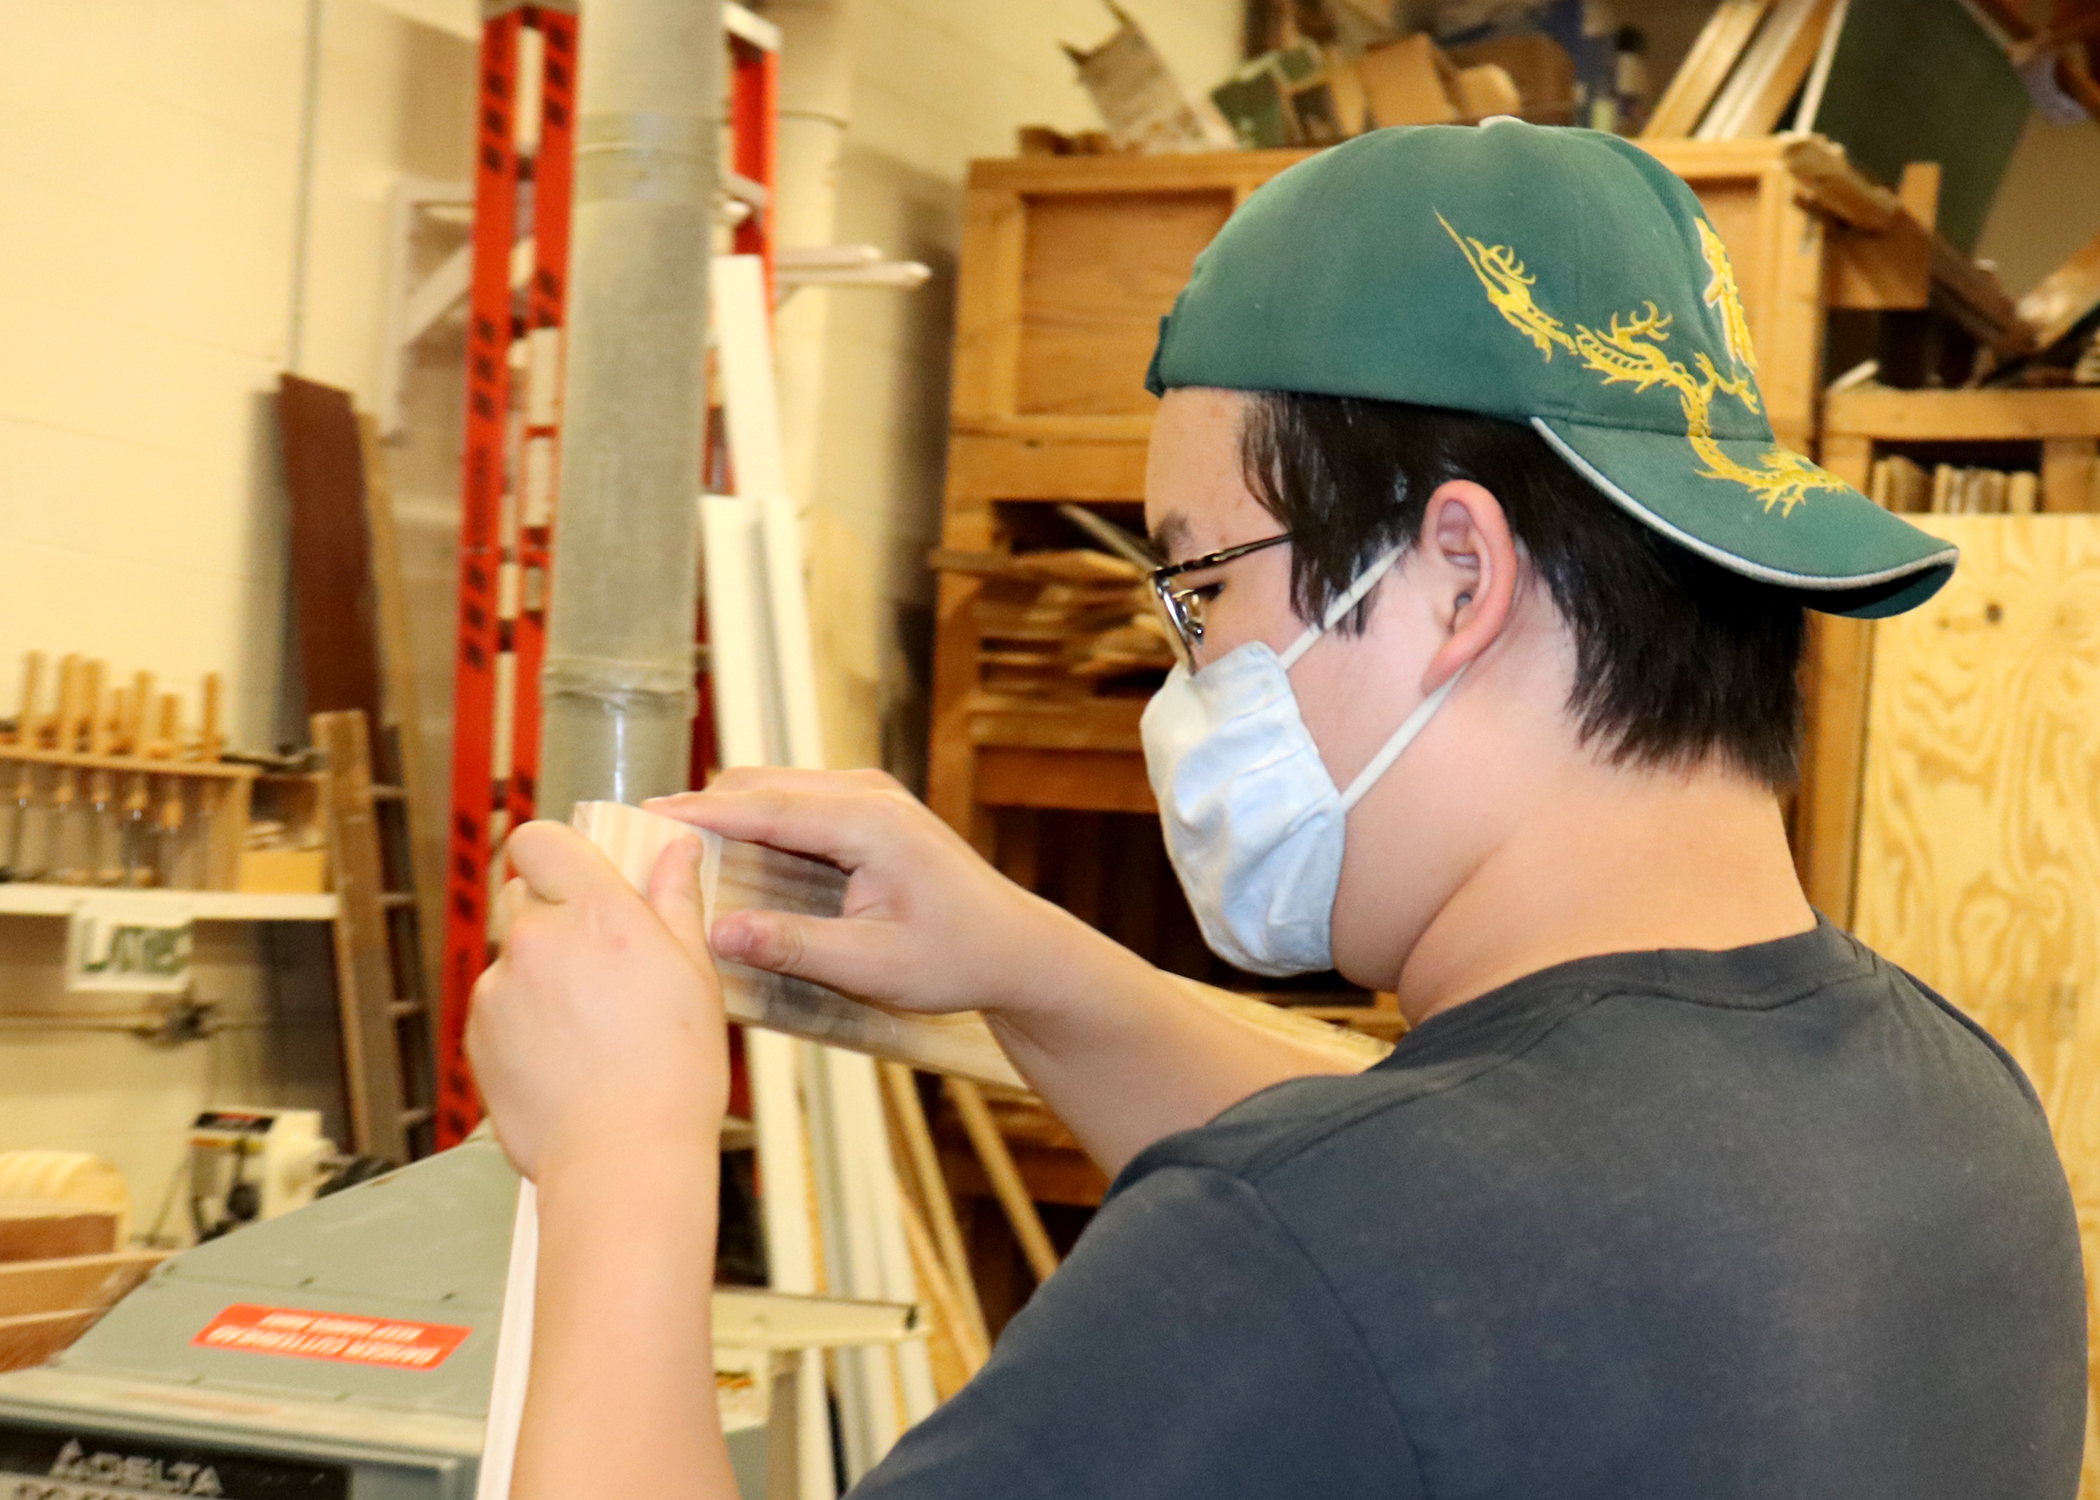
[0,1202,164,1372]
[929,549,1175,699]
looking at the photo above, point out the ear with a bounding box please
[1417,480,1518,692]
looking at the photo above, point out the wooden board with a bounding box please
[0,1252,163,1320]
[1826,388,2100,443]
[1642,0,1771,139]
[1697,0,1838,141]
[276,376,385,733]
[1850,515,2100,1475]
[1854,516,2100,1090]
[0,1309,96,1373]
[0,1205,116,1264]
[316,710,414,1161]
[573,802,1026,1088]
[2019,226,2100,355]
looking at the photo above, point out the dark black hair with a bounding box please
[1239,392,1805,790]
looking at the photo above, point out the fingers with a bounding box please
[665,766,900,798]
[644,784,915,870]
[645,836,711,963]
[504,820,628,904]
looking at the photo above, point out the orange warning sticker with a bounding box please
[192,1303,472,1371]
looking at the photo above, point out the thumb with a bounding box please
[712,910,908,1008]
[646,835,710,962]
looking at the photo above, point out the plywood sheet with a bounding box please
[1851,515,2100,1479]
[1017,191,1233,416]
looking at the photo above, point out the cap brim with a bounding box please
[1534,417,1958,619]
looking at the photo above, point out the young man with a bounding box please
[468,122,2087,1499]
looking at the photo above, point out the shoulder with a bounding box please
[1114,921,2053,1210]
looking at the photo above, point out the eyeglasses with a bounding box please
[1148,532,1292,661]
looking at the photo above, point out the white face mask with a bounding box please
[1139,547,1464,977]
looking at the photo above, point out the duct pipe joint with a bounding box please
[575,113,715,207]
[542,654,698,720]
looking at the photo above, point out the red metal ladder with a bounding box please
[435,1,778,1150]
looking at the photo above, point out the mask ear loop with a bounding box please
[1279,546,1408,671]
[1339,663,1465,810]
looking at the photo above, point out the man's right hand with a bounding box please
[643,769,1103,1025]
[647,768,1370,1175]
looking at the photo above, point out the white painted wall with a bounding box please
[783,0,1246,775]
[0,0,473,1230]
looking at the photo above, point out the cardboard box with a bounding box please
[1453,62,1522,119]
[237,847,329,895]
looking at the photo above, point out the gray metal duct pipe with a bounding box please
[538,0,722,817]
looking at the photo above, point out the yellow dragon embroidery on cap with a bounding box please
[1437,212,1843,516]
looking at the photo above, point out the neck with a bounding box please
[1394,760,1817,1027]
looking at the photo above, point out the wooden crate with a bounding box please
[930,137,2026,854]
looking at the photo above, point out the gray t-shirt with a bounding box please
[853,921,2086,1499]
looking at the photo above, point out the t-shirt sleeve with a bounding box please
[847,1164,1422,1500]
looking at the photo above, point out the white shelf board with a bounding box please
[0,885,338,922]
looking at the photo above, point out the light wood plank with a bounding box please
[946,1077,1059,1283]
[1760,186,1828,454]
[315,710,411,1162]
[0,1251,164,1320]
[1016,190,1233,417]
[0,1309,96,1372]
[1794,614,1875,922]
[1826,388,2100,442]
[1696,0,1837,139]
[2018,225,2100,353]
[1642,0,1773,140]
[358,413,446,1018]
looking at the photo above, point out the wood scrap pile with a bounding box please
[931,549,1176,698]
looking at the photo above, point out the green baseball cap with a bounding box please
[1145,120,1956,618]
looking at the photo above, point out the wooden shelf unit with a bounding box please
[0,886,336,921]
